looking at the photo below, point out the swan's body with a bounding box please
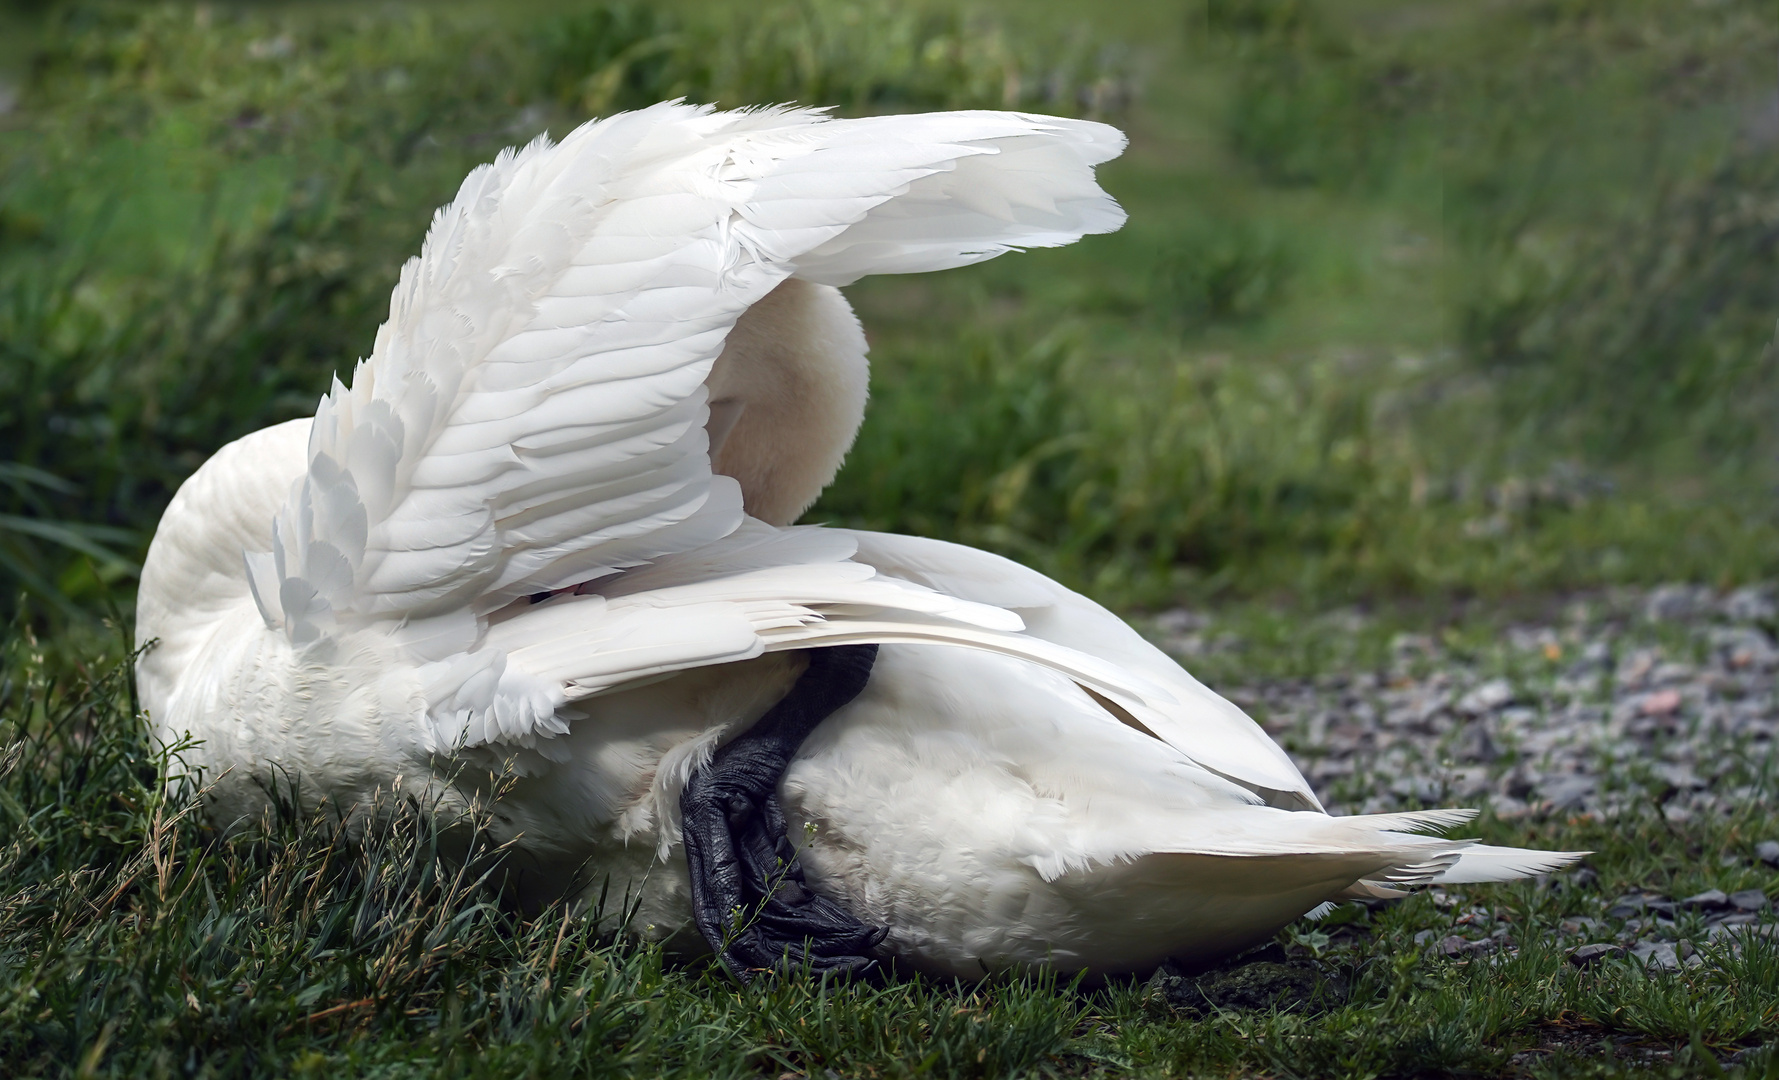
[137,103,1577,979]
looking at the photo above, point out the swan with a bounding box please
[135,102,1580,982]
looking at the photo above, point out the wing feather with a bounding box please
[833,530,1322,809]
[244,103,1125,655]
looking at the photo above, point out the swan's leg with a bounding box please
[680,644,886,981]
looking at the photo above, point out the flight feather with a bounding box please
[242,103,1125,659]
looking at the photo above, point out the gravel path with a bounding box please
[1152,584,1779,971]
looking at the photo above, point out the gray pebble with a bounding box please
[1537,773,1596,810]
[1681,889,1730,910]
[1707,911,1760,928]
[1730,889,1771,912]
[1390,776,1443,803]
[1723,586,1777,623]
[1569,943,1624,966]
[1439,935,1495,957]
[1457,679,1514,717]
[1150,584,1779,898]
[1630,941,1681,970]
[1608,894,1677,920]
[1707,921,1776,941]
[1646,584,1712,622]
[1454,723,1499,763]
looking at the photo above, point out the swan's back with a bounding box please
[137,419,309,726]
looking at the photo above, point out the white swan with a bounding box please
[135,102,1579,981]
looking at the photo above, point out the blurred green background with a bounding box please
[2,0,1777,623]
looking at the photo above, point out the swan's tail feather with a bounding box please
[1133,806,1581,899]
[1344,811,1585,888]
[1416,843,1588,885]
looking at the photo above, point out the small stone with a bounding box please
[1499,705,1538,727]
[1413,929,1436,945]
[1710,627,1779,669]
[1451,766,1492,800]
[1607,894,1677,920]
[1491,795,1532,820]
[1651,662,1695,686]
[1708,921,1777,941]
[1439,935,1496,957]
[1390,776,1442,803]
[1630,941,1681,971]
[1616,649,1659,688]
[1640,689,1683,716]
[1454,723,1498,763]
[1499,767,1535,800]
[1149,583,1776,970]
[1646,584,1710,622]
[1537,773,1596,810]
[1730,889,1771,912]
[1652,763,1702,791]
[1722,585,1777,623]
[1569,943,1624,966]
[1457,679,1514,717]
[1707,911,1759,928]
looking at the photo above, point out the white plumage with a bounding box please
[136,102,1579,979]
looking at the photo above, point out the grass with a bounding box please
[3,0,1779,1075]
[4,617,1777,1078]
[830,0,1779,605]
[5,0,1779,618]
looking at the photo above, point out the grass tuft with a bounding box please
[5,609,1777,1076]
[6,0,1779,618]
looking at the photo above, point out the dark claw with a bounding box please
[680,645,884,983]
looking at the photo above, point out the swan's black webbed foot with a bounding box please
[680,644,887,982]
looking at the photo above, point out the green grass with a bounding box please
[4,0,1779,1075]
[4,619,1777,1078]
[5,0,1779,619]
[824,0,1779,608]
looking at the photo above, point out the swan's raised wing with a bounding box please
[242,103,1125,660]
[832,530,1321,809]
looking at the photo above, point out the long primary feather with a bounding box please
[236,102,1124,744]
